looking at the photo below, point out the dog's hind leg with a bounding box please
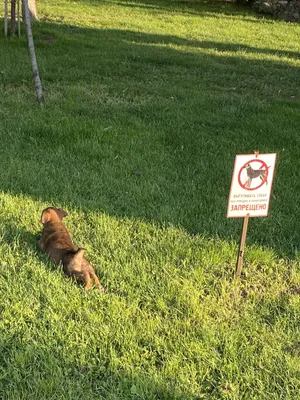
[259,174,268,185]
[89,270,105,293]
[83,271,93,290]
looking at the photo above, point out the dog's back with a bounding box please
[39,207,76,264]
[39,207,104,292]
[40,220,76,264]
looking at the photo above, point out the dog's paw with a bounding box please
[98,285,105,294]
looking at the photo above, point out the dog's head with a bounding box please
[244,163,251,170]
[41,207,68,224]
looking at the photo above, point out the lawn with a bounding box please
[0,0,300,398]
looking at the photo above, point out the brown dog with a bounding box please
[39,207,104,292]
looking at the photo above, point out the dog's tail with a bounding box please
[259,165,272,171]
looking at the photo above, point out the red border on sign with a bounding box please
[237,159,269,191]
[227,153,277,218]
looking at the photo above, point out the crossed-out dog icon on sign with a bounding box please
[238,159,270,190]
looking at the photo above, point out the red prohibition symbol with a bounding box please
[238,159,269,191]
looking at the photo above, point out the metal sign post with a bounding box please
[227,151,277,279]
[235,213,250,279]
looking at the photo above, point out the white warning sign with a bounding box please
[227,153,276,218]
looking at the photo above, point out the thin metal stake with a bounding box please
[17,0,21,37]
[235,213,250,279]
[11,0,16,36]
[4,0,8,37]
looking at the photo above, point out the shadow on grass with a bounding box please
[75,0,268,23]
[0,215,54,267]
[0,23,300,258]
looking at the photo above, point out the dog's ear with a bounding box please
[41,210,51,224]
[56,208,68,220]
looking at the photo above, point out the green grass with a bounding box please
[1,0,300,398]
